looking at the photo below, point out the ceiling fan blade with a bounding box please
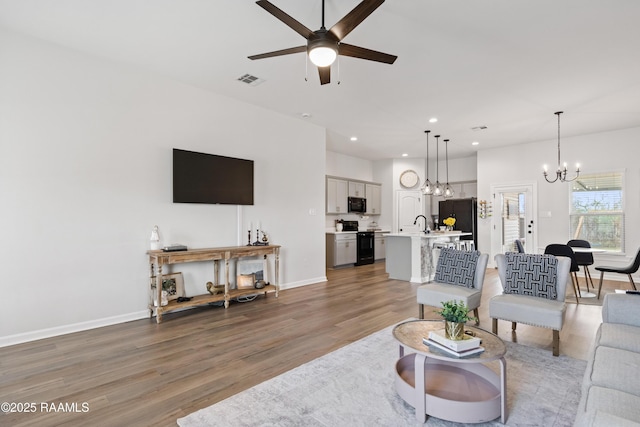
[248,45,306,60]
[256,0,314,40]
[318,66,331,85]
[338,43,397,64]
[329,0,385,41]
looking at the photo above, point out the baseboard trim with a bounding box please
[1,278,328,348]
[0,310,150,348]
[279,276,327,290]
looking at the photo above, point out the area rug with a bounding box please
[177,322,587,427]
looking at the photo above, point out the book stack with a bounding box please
[422,329,485,357]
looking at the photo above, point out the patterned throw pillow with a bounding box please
[434,248,480,288]
[504,252,558,299]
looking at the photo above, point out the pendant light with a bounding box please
[433,135,443,196]
[443,139,455,198]
[421,130,434,195]
[543,111,580,183]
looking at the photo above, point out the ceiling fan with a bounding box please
[248,0,397,85]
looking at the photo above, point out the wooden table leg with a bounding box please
[156,263,164,324]
[224,257,230,308]
[274,247,280,297]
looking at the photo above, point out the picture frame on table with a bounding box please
[151,272,185,301]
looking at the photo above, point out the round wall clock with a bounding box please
[399,169,420,188]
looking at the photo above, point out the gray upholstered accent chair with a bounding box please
[490,253,571,356]
[417,249,489,325]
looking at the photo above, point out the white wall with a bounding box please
[0,29,327,346]
[477,127,640,276]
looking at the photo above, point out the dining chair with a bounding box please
[567,239,594,291]
[595,247,640,298]
[515,239,525,253]
[544,244,580,303]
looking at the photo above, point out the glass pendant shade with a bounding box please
[421,130,434,195]
[433,135,443,196]
[443,139,454,198]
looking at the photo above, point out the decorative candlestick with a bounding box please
[247,229,252,246]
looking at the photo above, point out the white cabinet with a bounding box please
[326,233,357,267]
[326,177,348,214]
[365,183,381,215]
[375,233,386,260]
[348,181,365,197]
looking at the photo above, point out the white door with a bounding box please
[490,182,537,260]
[397,190,423,232]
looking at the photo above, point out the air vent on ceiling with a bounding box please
[471,126,488,131]
[237,74,265,86]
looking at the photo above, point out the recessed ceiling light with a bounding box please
[472,141,480,146]
[402,153,408,157]
[350,136,358,142]
[301,112,312,118]
[429,117,438,123]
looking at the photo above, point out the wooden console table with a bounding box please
[147,245,280,323]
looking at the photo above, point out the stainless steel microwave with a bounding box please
[348,197,366,213]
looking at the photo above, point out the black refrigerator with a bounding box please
[439,198,478,250]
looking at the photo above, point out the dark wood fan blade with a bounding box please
[248,45,306,60]
[256,0,314,39]
[318,66,331,85]
[338,43,397,64]
[329,0,385,41]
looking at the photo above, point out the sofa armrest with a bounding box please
[602,293,640,326]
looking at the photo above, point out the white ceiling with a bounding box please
[1,0,640,160]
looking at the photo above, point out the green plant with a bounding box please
[435,300,476,323]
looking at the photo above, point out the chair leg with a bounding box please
[492,318,498,334]
[552,330,560,357]
[597,271,605,299]
[418,304,424,320]
[511,322,517,331]
[629,274,637,291]
[473,308,479,325]
[584,266,594,291]
[570,274,580,304]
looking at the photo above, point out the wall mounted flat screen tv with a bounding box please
[173,148,254,205]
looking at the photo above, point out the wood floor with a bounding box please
[0,262,614,427]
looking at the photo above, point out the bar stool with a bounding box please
[456,240,475,251]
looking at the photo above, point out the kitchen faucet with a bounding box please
[413,215,430,233]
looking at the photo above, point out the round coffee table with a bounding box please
[392,319,507,424]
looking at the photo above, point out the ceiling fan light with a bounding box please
[309,46,337,67]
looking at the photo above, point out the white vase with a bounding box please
[150,225,162,250]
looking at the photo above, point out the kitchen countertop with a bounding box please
[384,231,471,238]
[326,229,390,235]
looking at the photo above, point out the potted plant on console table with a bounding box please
[436,300,477,340]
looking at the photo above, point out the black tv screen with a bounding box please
[173,149,254,205]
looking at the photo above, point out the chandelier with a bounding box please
[543,111,580,183]
[421,130,434,195]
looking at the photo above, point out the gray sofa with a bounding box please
[574,293,640,426]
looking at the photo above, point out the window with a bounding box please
[569,172,624,252]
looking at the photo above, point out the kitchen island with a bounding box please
[384,231,472,283]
